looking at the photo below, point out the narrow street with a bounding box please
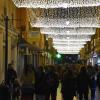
[0,0,100,100]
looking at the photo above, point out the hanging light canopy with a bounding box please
[54,45,84,51]
[11,1,100,54]
[53,40,86,50]
[57,50,80,52]
[53,38,89,52]
[58,52,79,54]
[54,46,84,51]
[54,45,84,49]
[53,42,86,45]
[31,17,100,28]
[56,48,81,51]
[29,7,100,28]
[56,49,82,54]
[47,34,91,39]
[53,41,87,44]
[53,38,91,42]
[57,50,80,54]
[12,0,100,8]
[40,27,96,35]
[53,44,85,47]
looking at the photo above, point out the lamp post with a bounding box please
[4,16,9,82]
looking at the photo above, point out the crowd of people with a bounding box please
[5,63,100,100]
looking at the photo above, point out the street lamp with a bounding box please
[56,53,61,59]
[4,16,9,82]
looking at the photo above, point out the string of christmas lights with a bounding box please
[41,27,96,35]
[47,34,91,39]
[29,7,100,28]
[12,0,100,54]
[12,0,100,8]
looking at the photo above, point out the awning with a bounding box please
[18,38,41,51]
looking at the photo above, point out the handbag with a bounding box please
[21,83,34,94]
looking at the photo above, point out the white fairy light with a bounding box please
[40,28,96,35]
[53,44,85,47]
[54,45,84,48]
[57,50,80,52]
[53,38,88,52]
[12,0,100,8]
[54,46,84,51]
[57,49,80,54]
[58,52,79,54]
[57,51,80,54]
[47,34,91,40]
[29,7,100,28]
[53,38,91,42]
[56,48,81,51]
[54,45,84,53]
[66,21,70,25]
[31,17,100,28]
[56,49,82,53]
[53,41,86,44]
[57,47,82,50]
[52,35,91,41]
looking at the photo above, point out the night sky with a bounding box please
[55,54,79,64]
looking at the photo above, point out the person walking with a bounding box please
[20,65,35,100]
[7,63,18,100]
[77,67,89,100]
[35,66,46,100]
[61,68,76,100]
[88,66,97,100]
[7,63,17,85]
[97,68,100,91]
[45,66,59,100]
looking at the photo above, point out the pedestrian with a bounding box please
[6,63,17,85]
[87,66,97,100]
[89,75,96,100]
[35,66,46,100]
[61,68,76,100]
[97,68,100,91]
[7,63,17,100]
[20,65,35,100]
[45,66,59,100]
[77,67,89,100]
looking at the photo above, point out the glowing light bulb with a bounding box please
[66,21,70,25]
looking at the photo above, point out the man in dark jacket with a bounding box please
[35,66,46,100]
[61,68,76,100]
[77,67,89,100]
[45,66,59,100]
